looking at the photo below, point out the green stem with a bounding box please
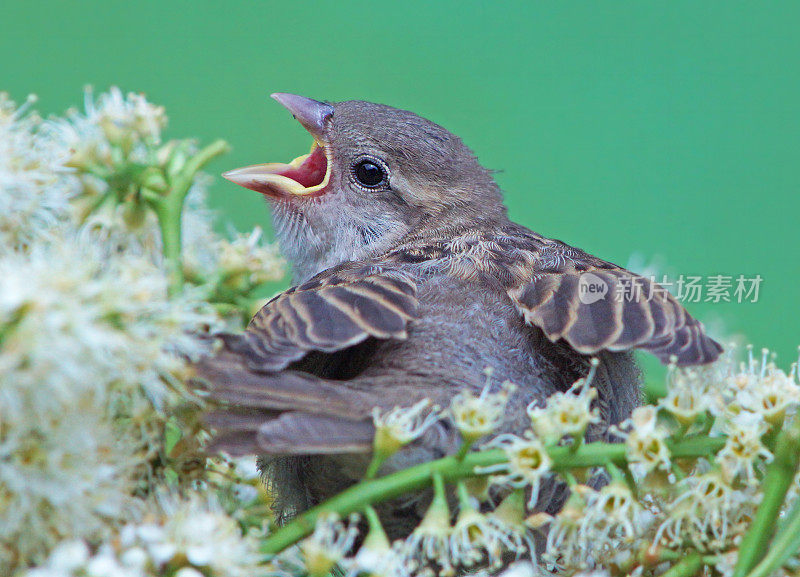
[605,462,626,484]
[154,200,184,296]
[363,506,385,536]
[455,438,473,461]
[171,139,230,202]
[150,139,229,296]
[431,472,447,503]
[456,480,472,509]
[763,414,785,452]
[365,453,387,480]
[733,417,800,577]
[261,450,503,555]
[699,412,715,436]
[746,495,800,577]
[259,435,725,555]
[362,505,391,550]
[623,465,639,496]
[656,549,722,566]
[0,304,29,348]
[659,552,703,577]
[670,461,687,481]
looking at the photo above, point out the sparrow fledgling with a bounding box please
[198,94,721,535]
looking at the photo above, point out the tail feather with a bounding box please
[204,409,374,456]
[195,351,375,418]
[206,430,263,456]
[195,350,379,456]
[256,413,374,455]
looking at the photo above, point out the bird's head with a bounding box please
[224,94,506,281]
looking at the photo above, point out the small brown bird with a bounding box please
[198,94,721,535]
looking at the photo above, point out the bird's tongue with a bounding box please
[222,142,330,198]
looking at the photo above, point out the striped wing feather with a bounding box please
[508,246,722,366]
[218,266,418,372]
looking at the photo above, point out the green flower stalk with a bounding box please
[733,415,800,577]
[259,435,727,556]
[143,138,230,295]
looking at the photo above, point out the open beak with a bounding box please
[223,93,334,198]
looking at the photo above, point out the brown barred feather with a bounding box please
[216,266,418,372]
[498,234,723,366]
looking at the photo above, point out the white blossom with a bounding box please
[210,226,286,288]
[541,485,592,569]
[24,494,269,577]
[372,399,441,457]
[449,504,526,570]
[578,482,648,550]
[481,433,552,507]
[0,93,77,246]
[654,470,758,551]
[449,372,514,445]
[125,493,270,577]
[401,486,455,577]
[543,482,649,571]
[299,513,360,577]
[658,382,711,425]
[623,406,672,479]
[45,86,165,170]
[346,539,406,577]
[0,237,216,566]
[727,352,800,426]
[527,359,601,444]
[716,411,772,483]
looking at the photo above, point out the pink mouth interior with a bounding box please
[277,145,328,188]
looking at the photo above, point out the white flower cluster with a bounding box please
[23,494,270,577]
[1,88,284,575]
[538,349,800,575]
[332,352,800,577]
[209,227,285,289]
[307,383,537,576]
[283,492,531,577]
[450,370,515,446]
[527,360,601,444]
[0,94,78,246]
[372,399,441,459]
[543,481,651,570]
[0,239,218,565]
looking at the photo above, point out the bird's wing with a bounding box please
[507,238,723,366]
[216,264,418,372]
[196,264,419,456]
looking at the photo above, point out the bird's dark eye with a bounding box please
[353,159,386,188]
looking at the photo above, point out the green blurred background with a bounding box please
[1,1,797,365]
